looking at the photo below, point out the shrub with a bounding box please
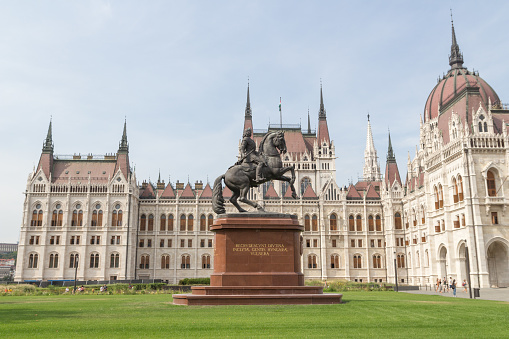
[178,278,210,285]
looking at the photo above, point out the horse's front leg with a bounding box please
[276,166,298,199]
[238,185,264,211]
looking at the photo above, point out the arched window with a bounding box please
[69,253,79,268]
[484,122,488,132]
[208,214,214,228]
[304,215,311,232]
[140,214,147,231]
[375,215,382,231]
[168,214,174,231]
[181,255,190,269]
[28,253,39,268]
[487,170,497,197]
[308,254,317,268]
[416,251,420,268]
[438,184,444,208]
[89,253,99,268]
[161,255,170,269]
[330,254,339,269]
[140,255,150,269]
[478,121,483,133]
[52,204,63,226]
[356,215,362,231]
[368,215,374,232]
[112,204,122,226]
[300,177,311,195]
[353,255,362,268]
[180,214,186,231]
[372,255,381,269]
[91,204,103,226]
[110,253,120,268]
[458,176,464,201]
[434,186,439,210]
[187,215,194,231]
[312,215,318,231]
[147,214,154,231]
[160,214,166,231]
[348,215,355,231]
[202,255,211,269]
[49,253,58,268]
[72,204,83,226]
[425,250,430,267]
[394,212,402,229]
[452,177,459,203]
[421,206,426,224]
[200,214,206,232]
[329,213,337,231]
[31,203,43,226]
[397,254,405,268]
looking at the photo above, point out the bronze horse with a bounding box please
[212,131,298,214]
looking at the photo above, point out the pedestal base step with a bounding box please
[173,293,342,305]
[191,286,324,295]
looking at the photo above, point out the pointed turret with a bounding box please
[242,82,254,134]
[307,109,311,134]
[37,119,54,178]
[115,119,130,178]
[363,115,381,181]
[449,13,464,70]
[42,119,54,153]
[119,119,129,153]
[384,132,401,188]
[317,84,330,144]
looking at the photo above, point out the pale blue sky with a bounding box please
[1,1,509,242]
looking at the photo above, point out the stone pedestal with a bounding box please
[173,213,342,305]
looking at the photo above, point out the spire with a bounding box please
[449,11,464,70]
[319,82,326,118]
[387,132,396,163]
[42,119,54,153]
[307,108,311,134]
[363,115,381,181]
[119,119,128,153]
[245,80,252,118]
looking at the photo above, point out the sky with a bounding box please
[1,1,509,243]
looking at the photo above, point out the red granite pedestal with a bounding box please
[173,213,342,305]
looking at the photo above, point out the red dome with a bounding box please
[424,68,499,122]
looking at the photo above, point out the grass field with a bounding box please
[1,291,508,338]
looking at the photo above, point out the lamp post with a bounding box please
[394,252,398,292]
[73,254,79,294]
[465,245,473,299]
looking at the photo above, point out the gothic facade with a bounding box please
[15,24,509,287]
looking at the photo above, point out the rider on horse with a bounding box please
[238,128,266,184]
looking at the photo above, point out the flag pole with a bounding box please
[279,97,282,129]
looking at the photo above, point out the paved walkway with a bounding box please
[401,287,509,302]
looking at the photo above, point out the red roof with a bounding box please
[179,183,195,198]
[51,159,116,184]
[222,185,232,198]
[160,183,176,198]
[283,185,296,198]
[385,162,402,187]
[365,184,380,199]
[346,184,362,199]
[199,183,213,199]
[302,185,317,199]
[264,183,279,199]
[317,118,330,145]
[140,183,155,199]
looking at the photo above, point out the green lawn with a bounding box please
[1,291,508,338]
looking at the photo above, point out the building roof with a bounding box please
[264,183,279,199]
[179,183,195,198]
[51,159,117,184]
[302,185,317,199]
[199,183,213,199]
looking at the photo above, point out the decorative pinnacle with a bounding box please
[245,81,252,117]
[387,131,396,162]
[119,118,129,152]
[319,82,326,118]
[42,118,54,153]
[307,108,311,134]
[449,10,464,70]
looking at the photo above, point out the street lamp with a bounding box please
[394,252,398,292]
[73,254,79,294]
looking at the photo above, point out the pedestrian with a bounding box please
[462,279,468,293]
[452,279,457,297]
[443,277,448,292]
[449,277,453,293]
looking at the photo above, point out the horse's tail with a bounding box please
[212,174,226,214]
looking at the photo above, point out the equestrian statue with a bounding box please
[212,128,298,214]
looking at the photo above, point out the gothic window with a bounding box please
[353,255,362,268]
[140,255,150,269]
[368,215,374,232]
[308,254,317,268]
[372,255,381,269]
[397,254,405,268]
[478,121,483,133]
[312,215,318,231]
[180,214,186,231]
[487,170,497,197]
[356,215,362,231]
[458,176,464,201]
[329,213,337,231]
[421,206,426,224]
[461,214,466,226]
[434,186,439,210]
[200,214,206,232]
[110,253,120,268]
[348,215,355,231]
[28,253,39,268]
[208,214,214,228]
[140,214,146,231]
[161,255,170,269]
[71,204,83,226]
[69,253,79,268]
[188,215,194,231]
[91,204,103,227]
[49,253,58,268]
[168,214,174,231]
[181,255,190,269]
[394,212,402,229]
[147,214,154,231]
[438,184,444,208]
[300,177,311,195]
[112,204,122,226]
[160,214,166,231]
[52,204,63,226]
[304,215,310,232]
[30,204,44,227]
[330,254,339,269]
[202,255,211,269]
[452,177,459,203]
[89,253,99,268]
[484,122,488,132]
[375,215,382,231]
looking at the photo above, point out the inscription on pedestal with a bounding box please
[233,243,289,256]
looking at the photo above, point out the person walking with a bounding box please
[452,279,457,297]
[462,279,468,293]
[449,277,453,293]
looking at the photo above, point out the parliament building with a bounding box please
[15,23,509,288]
